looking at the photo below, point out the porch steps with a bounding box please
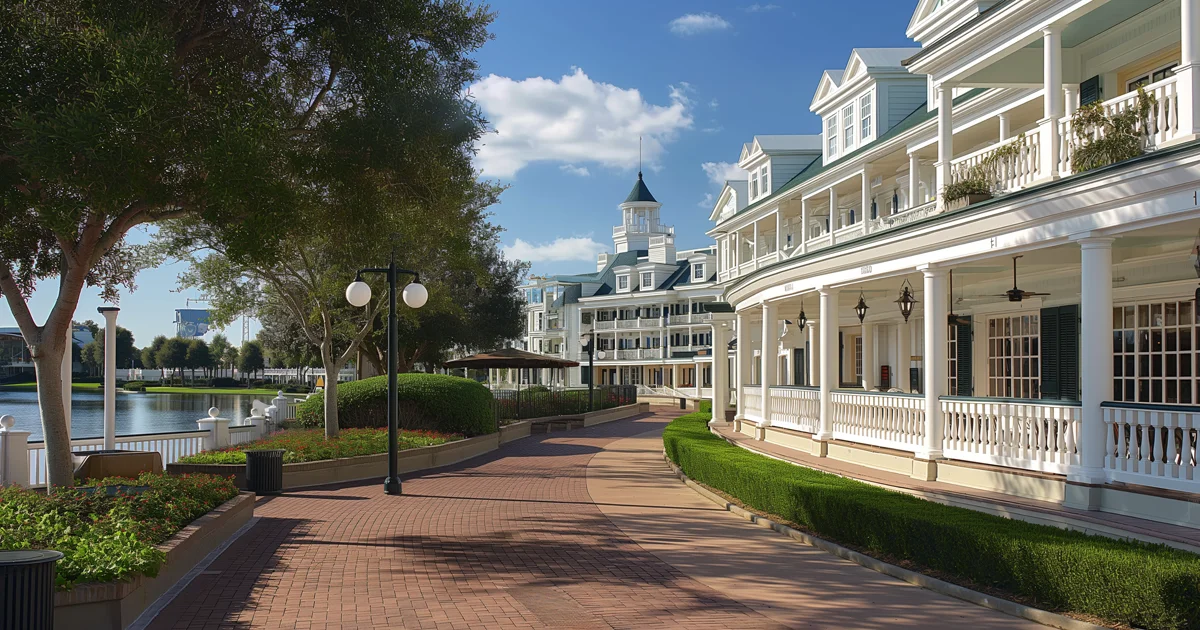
[713,425,1200,555]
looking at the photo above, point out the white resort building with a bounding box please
[517,172,725,398]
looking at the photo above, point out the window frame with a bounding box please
[759,165,769,195]
[841,103,856,151]
[617,274,629,290]
[640,271,653,289]
[987,313,1041,399]
[859,92,872,141]
[692,263,705,280]
[826,115,838,157]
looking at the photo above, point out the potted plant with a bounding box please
[1070,86,1157,173]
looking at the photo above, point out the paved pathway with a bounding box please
[148,409,1038,629]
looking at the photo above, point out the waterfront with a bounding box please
[0,389,264,441]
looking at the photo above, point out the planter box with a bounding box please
[945,192,992,211]
[54,492,255,630]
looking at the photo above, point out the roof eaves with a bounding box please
[903,0,1016,67]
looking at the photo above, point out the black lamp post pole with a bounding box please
[585,335,595,412]
[357,251,420,496]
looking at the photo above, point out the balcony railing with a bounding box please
[594,320,615,330]
[616,319,640,329]
[950,129,1042,194]
[743,390,763,420]
[831,390,925,452]
[941,397,1080,475]
[768,386,819,434]
[871,200,938,231]
[613,224,674,237]
[1060,75,1179,174]
[1102,401,1198,493]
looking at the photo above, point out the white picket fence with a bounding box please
[25,430,211,487]
[831,391,925,452]
[742,390,763,420]
[941,398,1081,475]
[1102,403,1199,493]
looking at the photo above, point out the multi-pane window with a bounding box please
[641,272,653,289]
[988,314,1040,398]
[759,166,769,194]
[750,172,759,198]
[948,324,958,395]
[692,263,704,280]
[859,93,872,140]
[617,275,628,290]
[826,116,838,156]
[854,336,864,385]
[1113,301,1195,404]
[842,104,855,151]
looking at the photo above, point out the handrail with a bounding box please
[1100,400,1200,412]
[772,385,819,391]
[27,428,211,445]
[941,395,1082,407]
[835,388,924,399]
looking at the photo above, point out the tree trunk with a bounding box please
[322,375,339,439]
[31,338,73,489]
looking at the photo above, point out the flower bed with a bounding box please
[0,473,239,589]
[176,428,463,464]
[664,411,1200,630]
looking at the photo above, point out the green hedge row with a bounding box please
[295,373,496,436]
[663,411,1200,630]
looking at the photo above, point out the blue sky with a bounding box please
[1,1,921,345]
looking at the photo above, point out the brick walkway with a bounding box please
[146,409,1035,629]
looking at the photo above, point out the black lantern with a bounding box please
[797,299,808,329]
[895,279,917,322]
[854,291,869,323]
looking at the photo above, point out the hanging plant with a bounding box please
[1070,86,1157,173]
[941,134,1027,204]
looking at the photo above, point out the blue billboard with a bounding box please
[175,309,211,338]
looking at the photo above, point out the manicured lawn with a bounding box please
[3,381,102,390]
[663,411,1200,630]
[177,427,463,464]
[143,386,290,395]
[0,473,239,589]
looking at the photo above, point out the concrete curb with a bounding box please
[661,453,1106,630]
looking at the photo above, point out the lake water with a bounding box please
[0,390,266,442]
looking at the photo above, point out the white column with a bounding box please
[1179,0,1200,137]
[61,324,71,442]
[817,288,839,443]
[760,302,778,430]
[775,211,782,258]
[935,84,954,211]
[808,320,820,388]
[752,220,759,268]
[1042,26,1064,179]
[829,187,839,234]
[99,307,119,450]
[897,318,912,393]
[0,415,31,488]
[998,112,1011,142]
[735,309,750,422]
[1076,237,1114,484]
[861,167,872,227]
[861,320,875,390]
[197,408,231,451]
[710,321,732,426]
[920,268,948,462]
[907,153,920,209]
[800,198,809,253]
[1064,84,1079,117]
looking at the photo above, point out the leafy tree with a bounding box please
[239,341,265,380]
[185,339,211,381]
[209,334,232,374]
[156,338,189,383]
[223,346,240,374]
[81,340,102,376]
[141,336,167,371]
[95,326,136,369]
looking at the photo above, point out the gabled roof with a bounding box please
[623,172,658,204]
[811,48,921,112]
[739,135,822,164]
[708,179,748,222]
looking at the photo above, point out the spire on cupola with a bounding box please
[624,171,658,204]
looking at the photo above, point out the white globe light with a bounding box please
[345,281,372,307]
[596,350,607,360]
[578,334,590,346]
[402,282,428,309]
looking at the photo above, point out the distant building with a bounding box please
[0,325,92,380]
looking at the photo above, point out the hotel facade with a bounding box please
[524,0,1200,527]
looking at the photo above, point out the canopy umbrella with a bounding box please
[445,349,580,420]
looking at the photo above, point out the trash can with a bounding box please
[245,449,285,496]
[0,549,62,630]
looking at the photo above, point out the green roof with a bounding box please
[624,172,658,203]
[724,88,987,223]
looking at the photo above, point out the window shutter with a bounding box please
[1080,76,1101,106]
[955,316,973,396]
[1041,307,1061,399]
[1058,304,1080,400]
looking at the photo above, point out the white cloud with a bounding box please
[668,13,732,36]
[470,67,693,178]
[559,164,591,177]
[701,124,724,134]
[744,3,780,12]
[503,237,607,263]
[698,192,715,209]
[701,161,744,186]
[709,98,719,109]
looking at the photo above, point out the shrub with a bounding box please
[282,384,309,394]
[210,377,241,388]
[663,411,1200,630]
[123,381,147,392]
[1071,87,1157,173]
[0,473,238,589]
[295,373,496,436]
[74,376,103,384]
[177,427,462,464]
[250,379,267,388]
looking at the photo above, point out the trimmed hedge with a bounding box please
[295,373,496,436]
[663,411,1200,630]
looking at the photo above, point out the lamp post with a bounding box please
[579,330,596,412]
[345,252,427,496]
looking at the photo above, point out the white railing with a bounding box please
[594,320,616,330]
[642,348,663,360]
[806,233,832,252]
[1102,403,1198,493]
[26,429,210,488]
[738,261,755,275]
[228,424,258,446]
[742,389,763,420]
[833,221,864,243]
[668,314,689,325]
[615,349,640,360]
[875,200,938,230]
[1059,75,1179,174]
[692,312,713,323]
[951,130,1042,194]
[831,391,925,452]
[941,398,1080,475]
[616,320,639,329]
[769,386,819,434]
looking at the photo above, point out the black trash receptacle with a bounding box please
[0,549,62,630]
[245,449,285,495]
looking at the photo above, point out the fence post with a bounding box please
[272,391,290,422]
[0,415,31,488]
[247,413,268,440]
[197,407,231,451]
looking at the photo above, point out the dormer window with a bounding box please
[759,166,769,195]
[750,171,759,198]
[617,275,629,290]
[826,116,838,156]
[692,263,705,280]
[859,93,872,140]
[842,103,855,151]
[641,272,653,289]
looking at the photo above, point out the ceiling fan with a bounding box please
[947,270,970,326]
[992,255,1051,302]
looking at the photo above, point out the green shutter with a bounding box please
[1040,305,1080,401]
[955,317,973,396]
[1080,75,1101,106]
